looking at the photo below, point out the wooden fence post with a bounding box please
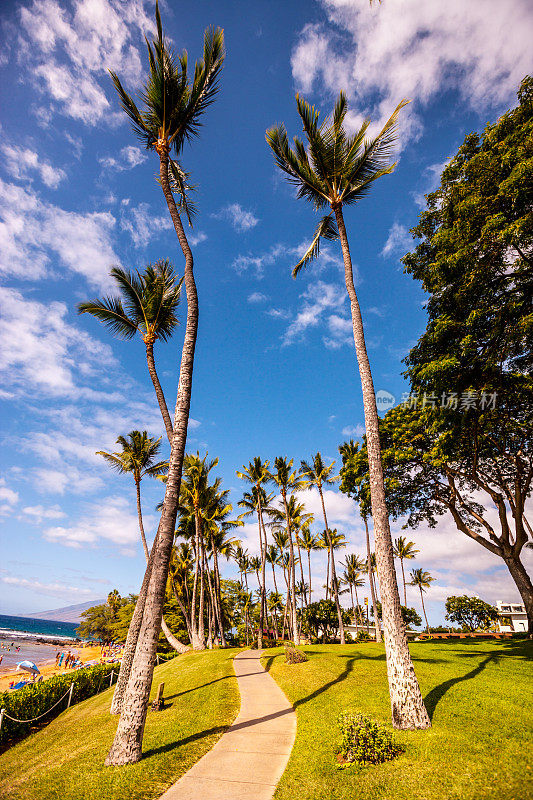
[67,683,74,709]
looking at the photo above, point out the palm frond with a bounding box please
[108,71,154,149]
[168,159,197,226]
[77,297,138,340]
[292,214,338,277]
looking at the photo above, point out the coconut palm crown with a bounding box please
[109,1,224,223]
[266,92,409,275]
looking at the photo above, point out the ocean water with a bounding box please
[0,615,81,676]
[0,614,79,641]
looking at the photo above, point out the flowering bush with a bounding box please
[284,646,308,664]
[336,712,404,769]
[0,662,119,746]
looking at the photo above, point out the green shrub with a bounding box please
[336,712,404,769]
[285,647,308,664]
[356,630,371,641]
[0,662,119,746]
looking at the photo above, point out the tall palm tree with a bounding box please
[297,524,320,604]
[268,458,304,645]
[269,494,312,606]
[267,95,430,728]
[409,568,435,634]
[266,544,282,595]
[96,431,167,560]
[96,432,186,663]
[236,458,272,648]
[79,261,182,444]
[394,537,420,607]
[105,3,225,766]
[299,454,345,643]
[362,515,382,643]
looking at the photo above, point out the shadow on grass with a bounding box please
[142,724,229,758]
[165,675,233,702]
[423,653,499,720]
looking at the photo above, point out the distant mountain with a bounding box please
[28,599,105,623]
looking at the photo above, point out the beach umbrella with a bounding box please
[17,660,40,675]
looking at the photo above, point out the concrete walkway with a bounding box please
[160,649,296,800]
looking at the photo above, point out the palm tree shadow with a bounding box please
[294,656,358,707]
[143,725,228,758]
[424,653,498,720]
[164,675,232,702]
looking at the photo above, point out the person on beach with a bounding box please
[55,652,60,666]
[58,652,64,668]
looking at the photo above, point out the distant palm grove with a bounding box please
[71,0,531,768]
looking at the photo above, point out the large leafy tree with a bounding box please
[445,596,498,632]
[300,453,345,643]
[403,76,532,396]
[267,94,429,728]
[105,2,224,766]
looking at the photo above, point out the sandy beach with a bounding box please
[0,641,104,692]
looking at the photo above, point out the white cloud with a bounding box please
[99,145,147,171]
[282,280,346,345]
[0,179,120,288]
[381,222,412,259]
[0,287,116,399]
[18,0,154,126]
[291,0,533,143]
[22,504,67,523]
[214,203,259,232]
[44,494,150,552]
[266,308,292,320]
[1,574,97,600]
[120,202,172,247]
[189,231,207,247]
[32,468,104,495]
[341,424,365,438]
[1,144,66,188]
[0,479,19,507]
[248,292,269,304]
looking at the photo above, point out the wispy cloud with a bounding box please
[292,0,533,146]
[18,0,154,126]
[0,179,120,288]
[282,281,346,346]
[99,145,147,171]
[213,203,259,232]
[381,222,412,259]
[248,292,269,304]
[1,144,66,188]
[120,201,172,247]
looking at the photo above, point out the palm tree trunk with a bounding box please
[364,516,382,643]
[296,536,307,605]
[350,584,358,636]
[137,481,188,654]
[212,549,227,647]
[334,204,430,729]
[307,551,312,604]
[145,340,174,443]
[318,486,345,644]
[325,546,330,600]
[271,561,279,596]
[105,148,200,765]
[354,584,362,628]
[257,496,266,649]
[198,536,206,647]
[282,491,299,646]
[420,588,430,635]
[401,558,407,608]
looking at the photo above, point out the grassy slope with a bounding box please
[0,649,240,800]
[263,639,532,800]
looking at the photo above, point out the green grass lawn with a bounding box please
[0,648,240,800]
[263,639,533,800]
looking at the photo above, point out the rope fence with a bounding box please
[0,666,117,744]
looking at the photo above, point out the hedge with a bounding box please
[0,662,119,746]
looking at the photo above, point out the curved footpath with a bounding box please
[160,649,296,800]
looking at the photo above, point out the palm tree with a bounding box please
[96,432,186,664]
[297,525,320,603]
[105,4,225,766]
[269,494,312,606]
[268,591,284,640]
[79,261,182,444]
[299,454,345,643]
[236,458,272,648]
[268,458,305,645]
[409,569,435,634]
[362,516,382,643]
[393,537,420,607]
[267,95,430,729]
[96,431,167,560]
[343,553,366,629]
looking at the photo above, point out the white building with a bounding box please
[496,600,528,633]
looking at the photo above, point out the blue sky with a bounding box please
[1,0,532,624]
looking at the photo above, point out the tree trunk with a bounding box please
[318,485,345,643]
[145,340,174,444]
[365,518,381,643]
[282,490,299,646]
[212,548,227,647]
[257,495,266,649]
[504,553,533,638]
[105,148,200,765]
[400,558,407,608]
[420,588,430,634]
[334,204,430,729]
[307,551,312,604]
